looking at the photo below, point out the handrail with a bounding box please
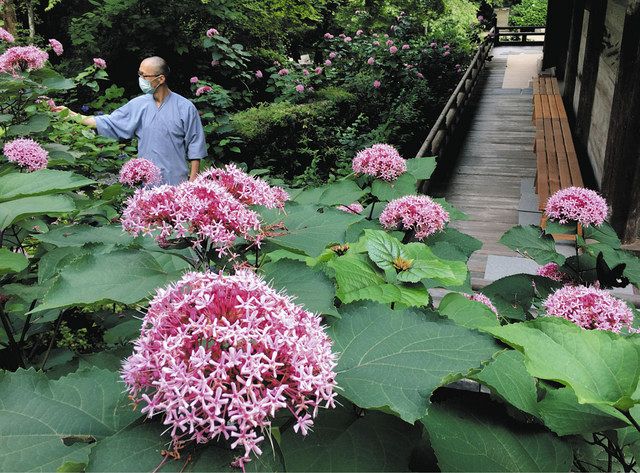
[415,29,494,166]
[494,25,545,46]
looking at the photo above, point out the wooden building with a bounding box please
[542,0,640,244]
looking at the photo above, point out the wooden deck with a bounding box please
[430,46,542,286]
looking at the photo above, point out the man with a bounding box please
[55,56,207,184]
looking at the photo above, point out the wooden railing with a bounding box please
[415,29,494,182]
[494,25,545,46]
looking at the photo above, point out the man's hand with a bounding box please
[51,106,97,128]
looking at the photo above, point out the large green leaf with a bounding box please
[0,368,139,472]
[327,253,429,307]
[261,259,339,317]
[423,392,572,472]
[0,247,28,275]
[487,318,640,410]
[280,403,420,472]
[35,224,134,247]
[29,68,75,90]
[403,242,468,286]
[481,274,561,320]
[538,387,630,436]
[472,350,539,417]
[265,204,362,257]
[424,227,482,259]
[585,243,640,287]
[405,157,436,180]
[499,225,565,265]
[86,421,283,472]
[0,195,75,230]
[583,222,621,248]
[31,250,175,313]
[364,229,403,272]
[328,302,500,422]
[370,173,418,201]
[318,180,367,206]
[0,170,95,202]
[438,293,499,330]
[6,113,50,136]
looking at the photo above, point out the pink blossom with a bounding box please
[477,15,484,22]
[3,138,48,171]
[195,85,212,96]
[356,29,364,36]
[380,195,449,239]
[121,179,263,253]
[329,52,337,59]
[389,46,398,54]
[386,39,394,46]
[367,57,375,65]
[48,38,63,56]
[430,42,437,48]
[314,67,323,74]
[119,157,162,187]
[324,33,334,39]
[352,143,406,181]
[337,203,364,215]
[537,262,570,283]
[93,57,107,69]
[543,285,635,333]
[384,33,389,38]
[465,293,499,317]
[0,27,14,43]
[211,60,220,67]
[373,41,380,46]
[324,59,332,66]
[278,68,289,76]
[255,70,263,78]
[416,72,424,79]
[344,36,352,42]
[206,28,219,37]
[373,80,381,89]
[295,84,305,93]
[190,76,199,84]
[545,187,608,227]
[196,163,289,209]
[443,51,450,57]
[373,33,379,38]
[302,69,309,76]
[339,34,346,38]
[0,46,48,75]
[122,270,337,468]
[402,44,410,50]
[444,44,450,50]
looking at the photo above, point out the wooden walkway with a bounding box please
[431,46,543,285]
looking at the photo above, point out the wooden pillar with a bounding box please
[574,0,608,147]
[1,0,18,36]
[542,0,573,78]
[601,0,640,243]
[563,0,585,103]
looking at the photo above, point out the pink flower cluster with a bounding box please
[465,292,499,317]
[196,163,289,209]
[537,262,570,283]
[121,179,262,254]
[3,138,48,171]
[119,157,162,187]
[0,46,48,75]
[545,187,608,227]
[543,285,635,333]
[295,84,305,93]
[380,195,449,240]
[0,27,15,43]
[352,143,406,181]
[196,85,212,96]
[206,28,219,37]
[122,270,337,468]
[93,57,107,69]
[278,68,289,76]
[48,38,63,56]
[336,202,364,215]
[373,80,381,89]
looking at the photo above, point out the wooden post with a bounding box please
[601,0,640,243]
[563,0,586,104]
[542,0,574,78]
[574,0,608,147]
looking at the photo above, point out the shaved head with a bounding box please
[140,56,170,79]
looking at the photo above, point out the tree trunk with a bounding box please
[26,0,35,42]
[2,0,19,36]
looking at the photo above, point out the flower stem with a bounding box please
[368,201,376,220]
[622,410,640,434]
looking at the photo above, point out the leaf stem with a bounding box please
[40,310,65,371]
[0,306,25,368]
[622,410,640,434]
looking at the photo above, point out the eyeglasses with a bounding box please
[138,72,162,78]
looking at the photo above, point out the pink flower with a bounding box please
[339,34,346,38]
[196,163,289,209]
[352,143,406,181]
[190,76,199,84]
[324,59,332,66]
[314,67,323,74]
[295,84,305,93]
[443,51,450,57]
[389,46,398,54]
[386,39,394,46]
[3,138,48,172]
[278,68,289,75]
[384,34,389,38]
[543,285,635,333]
[356,29,363,36]
[119,157,162,187]
[48,38,63,56]
[477,15,484,22]
[416,72,424,79]
[373,79,381,89]
[302,69,309,76]
[195,85,212,96]
[323,33,334,39]
[367,57,375,65]
[444,44,450,50]
[537,262,570,283]
[373,41,380,46]
[545,187,608,227]
[0,46,48,75]
[337,203,364,215]
[122,270,337,468]
[402,44,410,50]
[121,179,263,253]
[211,60,219,67]
[329,52,337,59]
[430,42,437,48]
[0,27,14,43]
[344,36,352,42]
[206,28,219,37]
[93,57,107,69]
[380,195,449,239]
[373,33,379,38]
[255,70,263,78]
[465,293,499,317]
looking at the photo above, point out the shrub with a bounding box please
[508,0,548,26]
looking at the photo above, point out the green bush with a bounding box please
[508,0,548,26]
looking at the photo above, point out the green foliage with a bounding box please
[508,0,548,26]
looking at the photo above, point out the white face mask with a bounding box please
[139,76,157,94]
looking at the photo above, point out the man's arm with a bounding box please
[52,106,97,128]
[189,160,199,181]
